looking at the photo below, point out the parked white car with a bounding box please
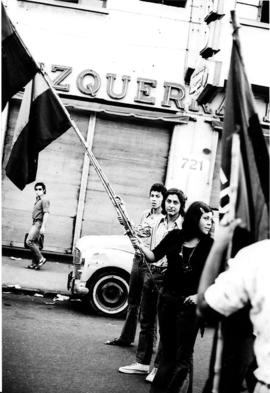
[67,235,134,317]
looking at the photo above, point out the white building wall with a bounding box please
[5,0,269,108]
[6,0,200,107]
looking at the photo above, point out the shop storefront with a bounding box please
[2,0,269,254]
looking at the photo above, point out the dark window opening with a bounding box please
[259,1,269,23]
[56,0,107,6]
[140,0,187,8]
[57,0,79,3]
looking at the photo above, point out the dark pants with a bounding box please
[219,310,256,393]
[151,291,199,393]
[26,220,43,264]
[202,308,256,393]
[136,269,164,365]
[119,254,146,344]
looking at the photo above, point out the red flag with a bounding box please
[5,72,71,190]
[220,22,269,243]
[1,3,37,110]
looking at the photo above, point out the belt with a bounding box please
[150,265,166,274]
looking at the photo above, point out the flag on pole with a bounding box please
[1,3,38,110]
[220,17,270,243]
[5,71,71,190]
[204,12,270,393]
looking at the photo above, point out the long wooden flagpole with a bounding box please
[41,71,163,288]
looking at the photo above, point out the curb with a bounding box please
[2,285,70,299]
[2,246,73,264]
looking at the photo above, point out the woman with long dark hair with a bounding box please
[133,201,214,393]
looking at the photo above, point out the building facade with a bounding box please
[2,0,269,253]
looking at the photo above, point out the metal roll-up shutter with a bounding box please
[81,115,172,236]
[2,103,89,253]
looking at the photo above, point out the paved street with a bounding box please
[2,292,215,393]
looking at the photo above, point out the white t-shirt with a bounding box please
[205,239,270,384]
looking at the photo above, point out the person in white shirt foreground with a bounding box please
[197,218,270,393]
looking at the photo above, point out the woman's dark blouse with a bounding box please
[152,229,213,296]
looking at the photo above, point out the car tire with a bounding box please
[86,269,130,318]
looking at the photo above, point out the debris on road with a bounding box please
[10,256,22,261]
[53,294,70,302]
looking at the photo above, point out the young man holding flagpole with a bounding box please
[105,183,167,347]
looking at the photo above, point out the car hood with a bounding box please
[76,235,134,255]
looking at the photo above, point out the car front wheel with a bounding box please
[86,269,130,318]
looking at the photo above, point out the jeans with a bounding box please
[136,270,164,365]
[119,254,146,344]
[150,291,199,393]
[26,221,44,263]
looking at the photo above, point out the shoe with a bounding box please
[145,367,158,383]
[119,362,149,374]
[104,338,133,347]
[35,258,46,270]
[26,264,37,269]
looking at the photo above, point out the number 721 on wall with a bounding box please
[180,157,203,171]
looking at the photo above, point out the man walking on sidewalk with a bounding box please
[26,182,50,270]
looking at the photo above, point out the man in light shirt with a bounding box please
[197,218,270,393]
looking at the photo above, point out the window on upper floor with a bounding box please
[259,1,269,23]
[140,0,187,8]
[236,0,269,24]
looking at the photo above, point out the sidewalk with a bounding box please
[2,254,72,296]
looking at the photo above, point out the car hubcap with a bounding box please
[92,274,129,315]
